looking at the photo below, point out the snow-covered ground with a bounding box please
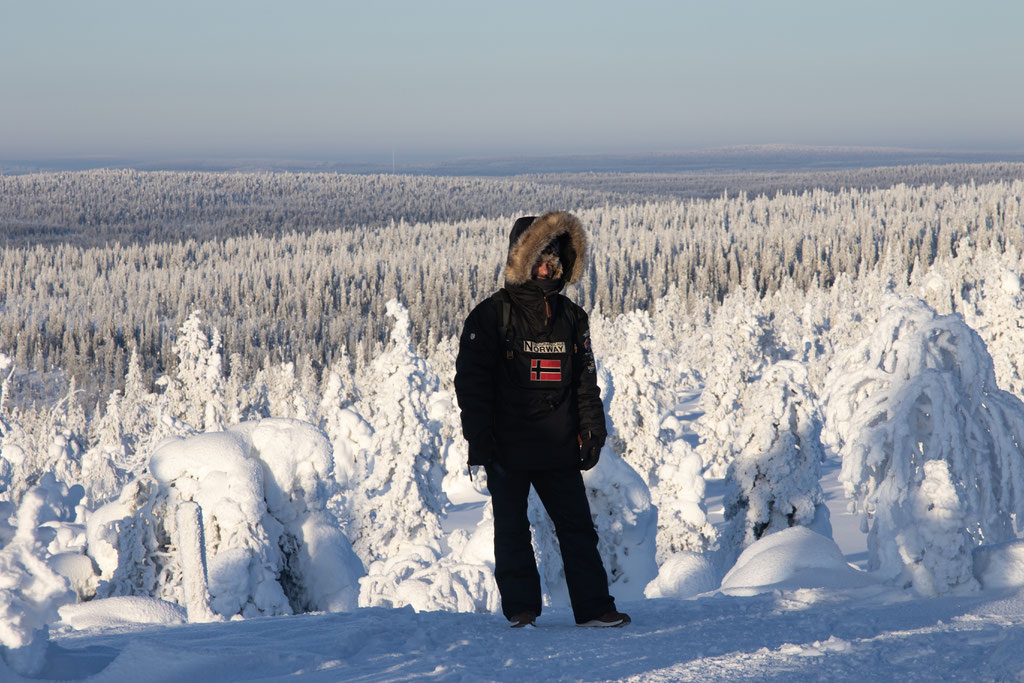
[25,567,1024,681]
[0,460,1016,682]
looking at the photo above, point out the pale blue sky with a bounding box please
[1,0,1022,162]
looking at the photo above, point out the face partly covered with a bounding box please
[532,258,555,279]
[531,242,561,280]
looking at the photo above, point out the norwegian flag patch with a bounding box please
[530,359,562,382]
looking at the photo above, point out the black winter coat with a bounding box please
[454,279,607,471]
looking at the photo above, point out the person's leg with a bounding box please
[486,465,542,620]
[531,467,616,623]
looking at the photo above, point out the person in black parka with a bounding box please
[454,211,630,628]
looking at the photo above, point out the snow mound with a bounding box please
[973,540,1024,590]
[58,597,186,630]
[720,527,876,596]
[644,551,717,599]
[48,552,98,600]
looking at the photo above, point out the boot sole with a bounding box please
[577,617,630,628]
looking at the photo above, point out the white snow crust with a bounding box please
[57,596,186,630]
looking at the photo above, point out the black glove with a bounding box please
[468,433,498,468]
[579,431,605,471]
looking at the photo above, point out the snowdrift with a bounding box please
[720,527,876,596]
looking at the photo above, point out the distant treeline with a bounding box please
[0,171,635,248]
[526,162,1024,201]
[3,164,1024,248]
[1,173,1022,411]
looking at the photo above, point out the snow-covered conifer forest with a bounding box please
[3,164,1024,679]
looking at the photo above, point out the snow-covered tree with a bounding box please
[80,390,129,506]
[823,296,1024,594]
[722,360,827,565]
[694,292,785,478]
[591,310,678,480]
[651,438,717,563]
[588,310,713,563]
[90,419,361,617]
[203,329,227,431]
[0,354,23,504]
[354,300,450,608]
[119,346,154,472]
[0,482,75,675]
[162,311,226,432]
[265,361,299,419]
[294,354,319,423]
[960,254,1024,397]
[318,368,371,486]
[89,475,179,605]
[317,367,374,536]
[5,381,91,506]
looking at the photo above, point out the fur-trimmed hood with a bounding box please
[504,211,587,286]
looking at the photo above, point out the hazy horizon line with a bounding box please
[5,143,1024,177]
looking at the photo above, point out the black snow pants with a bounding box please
[485,464,615,624]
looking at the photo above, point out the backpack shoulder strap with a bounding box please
[561,297,581,352]
[561,296,578,329]
[501,298,511,332]
[491,290,515,359]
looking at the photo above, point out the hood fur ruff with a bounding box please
[504,211,587,286]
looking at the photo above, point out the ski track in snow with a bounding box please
[15,586,1022,682]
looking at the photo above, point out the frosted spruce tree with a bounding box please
[119,346,155,472]
[161,311,226,432]
[317,361,374,539]
[822,295,1024,595]
[0,352,23,505]
[318,360,373,490]
[0,483,75,676]
[961,255,1024,397]
[4,380,90,506]
[722,360,827,566]
[265,361,300,419]
[694,291,784,478]
[587,309,714,562]
[354,300,450,608]
[589,309,677,480]
[651,439,717,563]
[80,390,129,506]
